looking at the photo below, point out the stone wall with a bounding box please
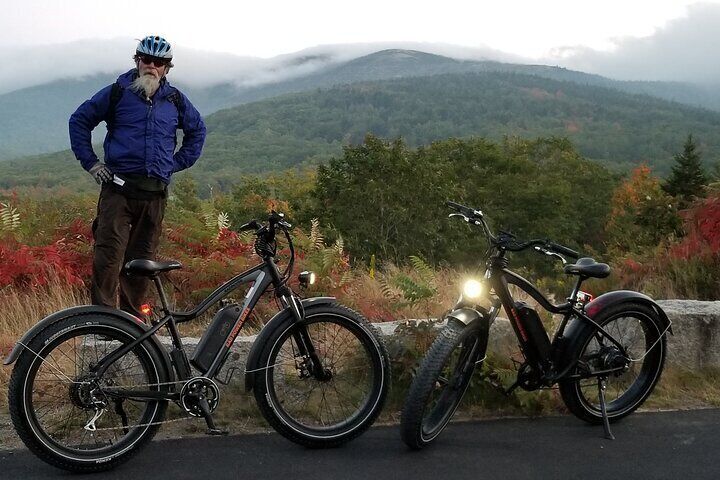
[165,299,720,377]
[658,300,720,370]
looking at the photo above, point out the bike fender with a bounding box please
[3,306,174,379]
[556,290,672,370]
[446,307,491,362]
[584,290,673,335]
[244,297,336,391]
[446,307,485,326]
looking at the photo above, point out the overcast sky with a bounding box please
[2,0,719,93]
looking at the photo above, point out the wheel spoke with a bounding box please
[264,314,382,434]
[571,310,663,416]
[24,326,161,455]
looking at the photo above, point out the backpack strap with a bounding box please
[105,81,124,133]
[166,87,186,128]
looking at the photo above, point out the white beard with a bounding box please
[130,74,161,98]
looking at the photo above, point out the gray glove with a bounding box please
[89,162,113,184]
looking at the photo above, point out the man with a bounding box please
[69,35,206,318]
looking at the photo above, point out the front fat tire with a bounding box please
[400,321,482,450]
[252,304,390,448]
[559,302,667,425]
[7,315,169,473]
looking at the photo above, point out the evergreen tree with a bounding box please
[663,134,708,207]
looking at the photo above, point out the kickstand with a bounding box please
[598,377,615,440]
[197,393,228,436]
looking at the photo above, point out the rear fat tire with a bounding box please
[400,320,484,449]
[559,303,666,424]
[8,315,169,473]
[252,304,390,448]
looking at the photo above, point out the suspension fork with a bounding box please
[280,290,330,381]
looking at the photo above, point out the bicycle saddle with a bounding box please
[123,259,183,276]
[563,257,611,279]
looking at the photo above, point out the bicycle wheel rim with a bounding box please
[574,310,663,416]
[23,325,161,459]
[421,335,479,439]
[264,314,384,437]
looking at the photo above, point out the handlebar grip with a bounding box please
[446,200,479,218]
[548,242,580,259]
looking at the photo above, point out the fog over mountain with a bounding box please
[0,40,520,96]
[2,2,719,98]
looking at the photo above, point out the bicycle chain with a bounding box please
[18,339,299,432]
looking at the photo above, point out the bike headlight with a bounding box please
[462,279,484,299]
[298,271,316,287]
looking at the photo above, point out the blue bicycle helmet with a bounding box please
[136,35,173,59]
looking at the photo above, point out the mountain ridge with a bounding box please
[1,48,719,161]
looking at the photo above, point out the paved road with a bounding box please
[1,409,717,479]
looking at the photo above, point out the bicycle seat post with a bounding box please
[151,276,171,314]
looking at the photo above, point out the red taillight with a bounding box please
[140,303,153,316]
[577,291,594,304]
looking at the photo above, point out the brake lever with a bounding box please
[534,246,568,264]
[449,213,483,226]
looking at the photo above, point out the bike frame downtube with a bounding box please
[92,261,277,388]
[492,271,533,347]
[203,267,274,378]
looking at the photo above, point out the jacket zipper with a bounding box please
[146,98,152,177]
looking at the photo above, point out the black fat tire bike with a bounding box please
[400,202,671,449]
[5,212,390,472]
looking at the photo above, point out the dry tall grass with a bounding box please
[0,278,89,407]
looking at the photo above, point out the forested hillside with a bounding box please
[2,49,719,161]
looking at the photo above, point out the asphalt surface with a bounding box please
[0,409,717,479]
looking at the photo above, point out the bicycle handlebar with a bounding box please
[446,200,580,260]
[446,200,482,219]
[547,241,580,260]
[240,211,296,282]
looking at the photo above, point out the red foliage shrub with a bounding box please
[0,236,91,288]
[669,195,720,259]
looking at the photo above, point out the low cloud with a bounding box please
[7,10,717,98]
[548,3,720,84]
[0,38,524,95]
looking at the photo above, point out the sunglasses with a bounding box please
[137,54,171,67]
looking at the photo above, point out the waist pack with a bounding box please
[109,173,167,200]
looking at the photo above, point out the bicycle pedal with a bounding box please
[206,428,229,436]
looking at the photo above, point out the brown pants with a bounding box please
[91,185,166,318]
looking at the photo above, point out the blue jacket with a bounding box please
[69,69,206,184]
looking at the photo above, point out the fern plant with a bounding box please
[217,212,231,231]
[0,202,20,232]
[309,218,324,250]
[380,255,438,306]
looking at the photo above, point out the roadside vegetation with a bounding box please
[2,134,720,437]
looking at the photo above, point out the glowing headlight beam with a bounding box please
[462,279,483,299]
